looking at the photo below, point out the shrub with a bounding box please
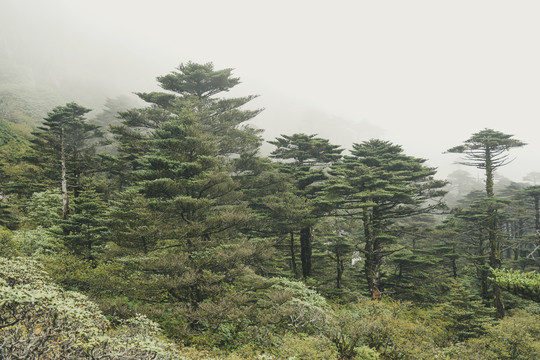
[0,257,185,359]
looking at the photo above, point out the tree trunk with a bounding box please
[452,245,458,279]
[290,232,298,278]
[363,207,381,300]
[485,148,504,318]
[61,127,69,221]
[336,253,343,289]
[489,209,504,318]
[535,195,540,233]
[477,235,490,301]
[300,226,313,278]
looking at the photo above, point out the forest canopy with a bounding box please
[0,62,539,360]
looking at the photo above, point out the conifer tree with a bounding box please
[106,63,267,333]
[29,102,102,219]
[447,128,526,318]
[63,188,110,263]
[269,133,343,278]
[133,61,262,157]
[325,139,446,299]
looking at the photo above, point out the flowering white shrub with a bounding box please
[0,257,187,359]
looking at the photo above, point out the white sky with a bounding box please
[1,0,539,181]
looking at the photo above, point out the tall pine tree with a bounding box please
[447,128,526,318]
[325,139,446,299]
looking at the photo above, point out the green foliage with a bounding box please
[0,138,40,196]
[63,188,110,262]
[13,227,63,256]
[456,308,540,360]
[354,346,380,360]
[29,102,103,196]
[0,257,184,359]
[0,119,21,146]
[272,334,338,360]
[436,280,494,343]
[447,128,526,174]
[327,299,444,360]
[3,62,540,359]
[269,133,343,278]
[21,189,62,228]
[325,139,446,299]
[492,268,540,302]
[0,227,18,258]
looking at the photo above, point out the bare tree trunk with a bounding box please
[290,232,298,278]
[363,207,381,300]
[485,150,504,318]
[336,252,343,289]
[61,127,69,220]
[452,245,458,279]
[300,226,313,278]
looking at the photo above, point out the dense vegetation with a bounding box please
[0,61,539,359]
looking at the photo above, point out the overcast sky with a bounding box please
[1,0,539,181]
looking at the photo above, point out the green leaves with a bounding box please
[0,257,183,359]
[491,268,540,302]
[447,128,526,171]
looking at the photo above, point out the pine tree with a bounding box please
[29,102,102,219]
[325,139,446,299]
[439,280,493,343]
[105,63,268,335]
[447,128,526,318]
[63,188,110,264]
[269,133,343,278]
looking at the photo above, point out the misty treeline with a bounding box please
[0,61,539,360]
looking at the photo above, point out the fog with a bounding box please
[2,0,540,182]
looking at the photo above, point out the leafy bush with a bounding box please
[0,227,18,258]
[492,268,540,302]
[460,309,540,360]
[13,227,63,256]
[0,257,185,359]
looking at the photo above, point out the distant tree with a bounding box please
[447,128,526,318]
[91,95,139,155]
[29,103,102,219]
[137,61,263,157]
[523,186,540,235]
[234,155,310,277]
[269,133,343,278]
[524,171,540,185]
[110,62,263,189]
[439,280,493,343]
[453,197,509,301]
[62,188,110,264]
[0,197,17,230]
[445,169,483,207]
[326,139,446,299]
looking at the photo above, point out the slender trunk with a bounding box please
[363,207,381,300]
[478,235,489,301]
[505,222,511,259]
[485,148,504,318]
[336,252,343,289]
[489,208,504,318]
[485,148,494,197]
[61,127,69,221]
[290,232,298,278]
[142,237,148,254]
[535,195,540,233]
[300,226,313,278]
[451,244,458,279]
